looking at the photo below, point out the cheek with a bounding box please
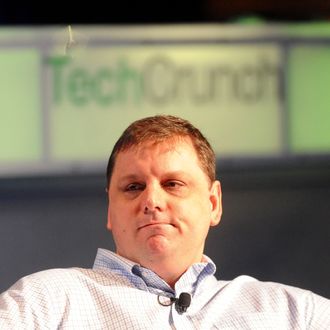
[110,218,129,248]
[109,204,135,235]
[185,193,210,212]
[182,199,212,228]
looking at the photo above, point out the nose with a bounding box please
[141,183,164,214]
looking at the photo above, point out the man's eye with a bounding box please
[164,181,183,189]
[125,183,143,191]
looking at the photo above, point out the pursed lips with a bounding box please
[137,222,174,230]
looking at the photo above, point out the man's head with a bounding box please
[106,115,216,189]
[106,115,222,286]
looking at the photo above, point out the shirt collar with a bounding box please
[93,248,139,281]
[93,248,216,296]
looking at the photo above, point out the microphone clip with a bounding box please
[157,292,191,314]
[175,292,191,314]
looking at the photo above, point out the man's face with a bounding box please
[107,138,222,268]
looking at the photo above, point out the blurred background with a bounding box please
[0,0,330,298]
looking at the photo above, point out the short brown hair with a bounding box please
[106,115,216,188]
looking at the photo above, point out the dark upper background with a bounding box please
[1,0,330,25]
[1,0,330,298]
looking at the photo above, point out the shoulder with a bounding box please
[1,268,86,302]
[220,275,324,302]
[0,267,127,328]
[215,275,330,316]
[218,276,330,329]
[2,265,136,301]
[0,267,121,322]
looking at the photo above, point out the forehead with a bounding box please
[123,137,196,157]
[114,137,202,170]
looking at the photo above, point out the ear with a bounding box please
[209,180,222,227]
[106,195,112,231]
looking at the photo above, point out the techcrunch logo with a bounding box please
[47,54,281,107]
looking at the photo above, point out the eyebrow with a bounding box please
[117,174,141,185]
[117,171,190,184]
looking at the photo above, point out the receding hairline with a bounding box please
[116,134,193,153]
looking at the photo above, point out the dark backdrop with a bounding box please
[1,0,330,25]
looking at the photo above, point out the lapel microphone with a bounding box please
[175,292,191,314]
[158,292,191,314]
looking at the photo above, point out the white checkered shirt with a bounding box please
[0,248,329,329]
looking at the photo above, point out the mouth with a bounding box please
[138,222,173,230]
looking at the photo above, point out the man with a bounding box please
[0,115,329,329]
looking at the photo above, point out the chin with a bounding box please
[146,235,172,253]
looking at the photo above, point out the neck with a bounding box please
[141,254,203,288]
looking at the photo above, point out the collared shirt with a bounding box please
[0,248,329,329]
